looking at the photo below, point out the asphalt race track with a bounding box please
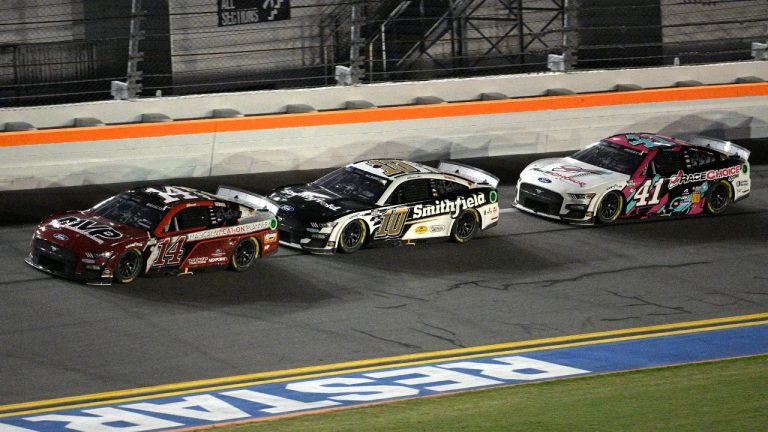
[0,163,766,405]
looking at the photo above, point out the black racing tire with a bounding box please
[114,249,143,284]
[705,180,732,215]
[230,237,259,272]
[451,208,479,243]
[338,219,367,254]
[595,191,623,224]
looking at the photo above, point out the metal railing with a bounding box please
[0,0,765,108]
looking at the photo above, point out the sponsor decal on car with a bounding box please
[413,192,487,219]
[551,165,611,176]
[668,165,741,189]
[54,216,123,244]
[264,232,278,244]
[186,220,272,242]
[52,233,69,241]
[482,205,499,219]
[533,168,586,187]
[429,225,446,233]
[415,225,428,234]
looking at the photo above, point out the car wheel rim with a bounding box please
[600,194,619,220]
[119,253,138,277]
[457,212,476,238]
[343,223,362,248]
[235,241,255,266]
[711,185,728,210]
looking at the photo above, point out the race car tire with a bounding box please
[705,180,732,214]
[451,208,479,243]
[114,249,143,284]
[595,191,623,224]
[338,219,367,253]
[230,237,259,272]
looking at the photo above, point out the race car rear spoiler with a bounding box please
[215,186,279,215]
[438,160,500,188]
[688,136,750,161]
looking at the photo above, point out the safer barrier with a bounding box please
[1,81,767,191]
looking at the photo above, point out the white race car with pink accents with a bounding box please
[514,133,751,224]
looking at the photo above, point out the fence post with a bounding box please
[127,0,145,99]
[562,0,575,70]
[349,2,365,84]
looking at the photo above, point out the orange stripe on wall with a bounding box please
[2,82,767,148]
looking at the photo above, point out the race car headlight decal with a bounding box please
[309,221,338,233]
[568,193,596,201]
[84,251,114,260]
[310,221,337,229]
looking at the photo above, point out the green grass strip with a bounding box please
[218,355,768,432]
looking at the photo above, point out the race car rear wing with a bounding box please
[438,160,500,188]
[215,186,279,215]
[688,136,750,161]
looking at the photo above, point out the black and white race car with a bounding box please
[269,159,500,253]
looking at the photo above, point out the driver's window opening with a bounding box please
[401,180,432,203]
[165,207,209,232]
[653,151,682,177]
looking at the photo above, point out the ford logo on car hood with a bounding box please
[279,204,295,212]
[537,177,552,184]
[53,233,69,241]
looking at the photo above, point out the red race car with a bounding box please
[26,186,279,285]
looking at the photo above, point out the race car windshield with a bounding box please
[92,193,165,231]
[571,141,645,175]
[312,166,390,204]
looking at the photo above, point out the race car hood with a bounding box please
[519,157,630,192]
[35,210,150,254]
[268,184,373,222]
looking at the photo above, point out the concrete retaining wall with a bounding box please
[1,63,767,191]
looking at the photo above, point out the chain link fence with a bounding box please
[0,0,766,107]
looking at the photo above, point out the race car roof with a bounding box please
[350,159,440,179]
[129,185,219,207]
[604,133,685,151]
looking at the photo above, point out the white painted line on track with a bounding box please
[500,207,518,213]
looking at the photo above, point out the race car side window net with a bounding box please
[652,151,683,177]
[386,179,432,205]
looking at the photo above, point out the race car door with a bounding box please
[374,179,435,241]
[376,178,471,241]
[149,205,212,271]
[628,147,684,218]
